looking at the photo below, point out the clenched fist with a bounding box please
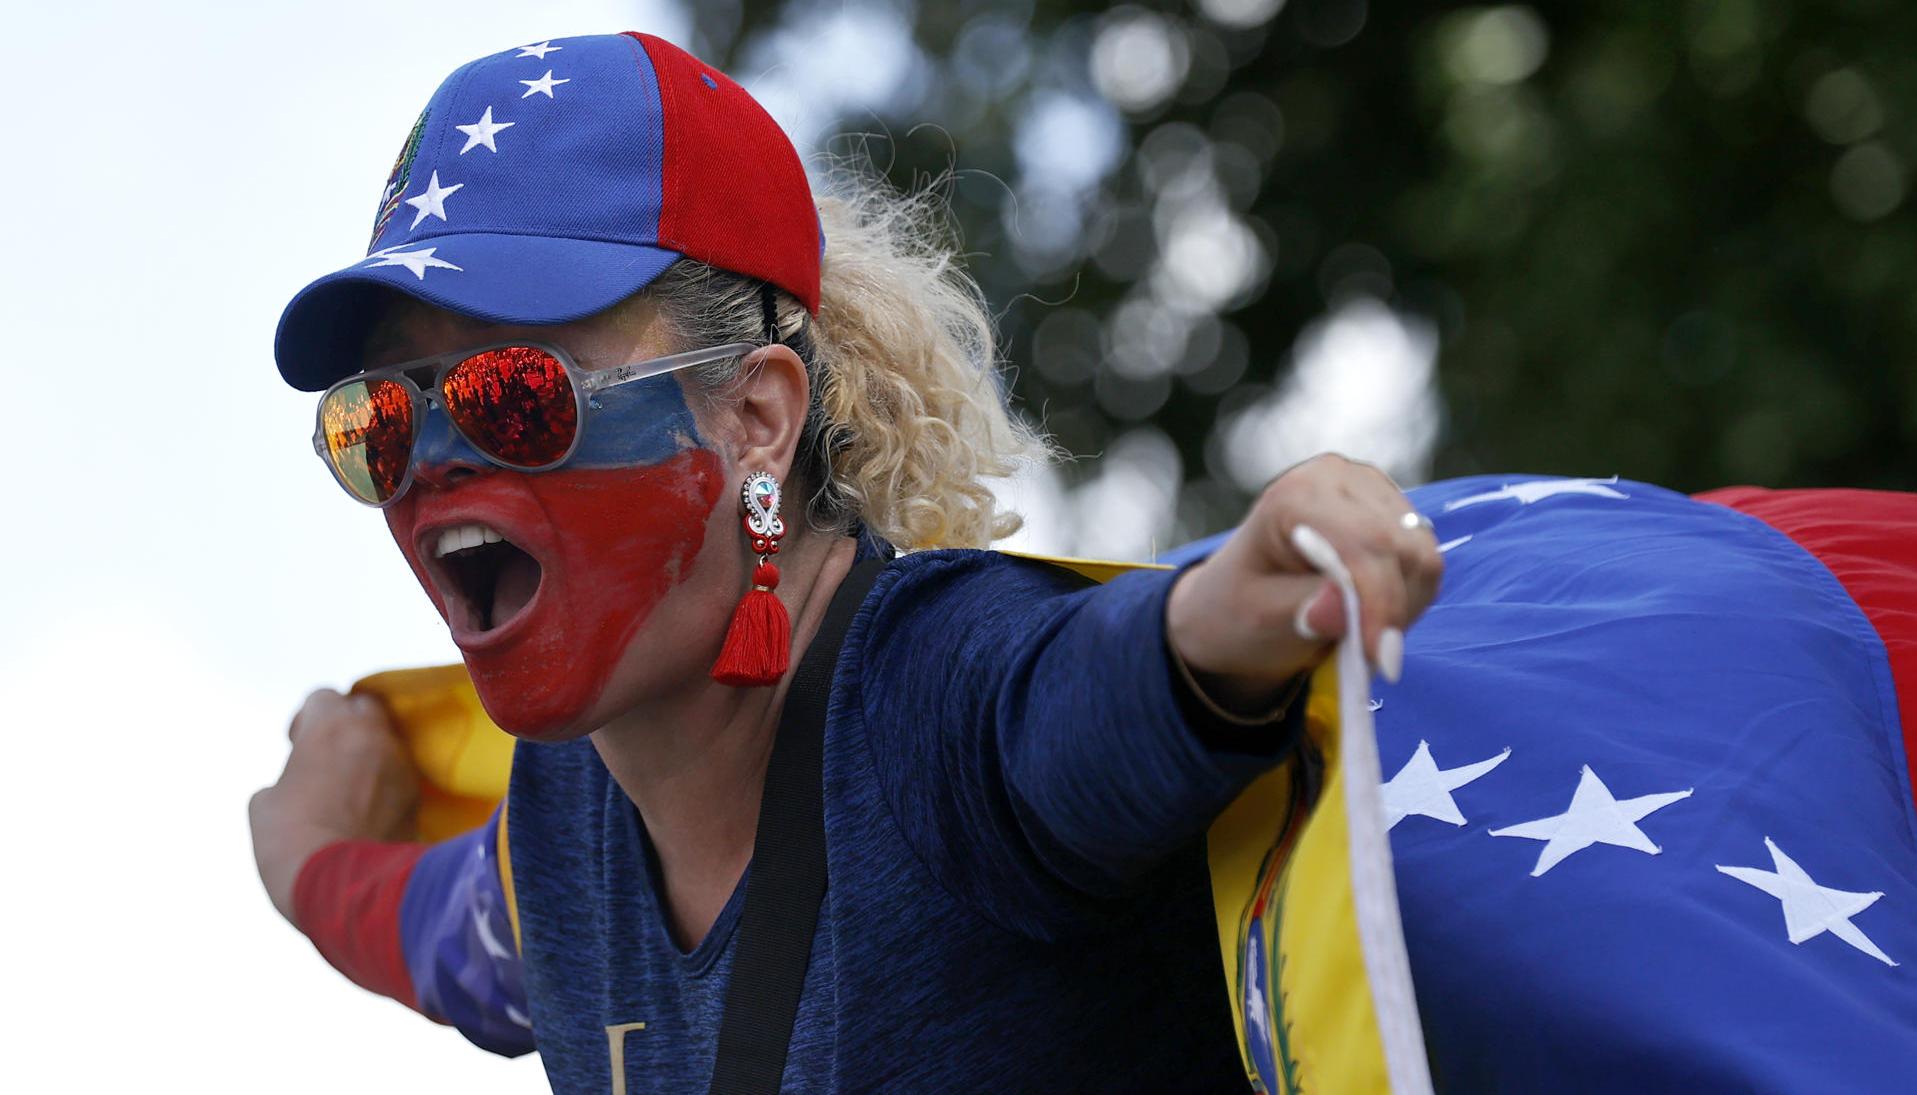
[1166,453,1443,712]
[249,689,419,924]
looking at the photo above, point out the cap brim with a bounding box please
[275,233,683,391]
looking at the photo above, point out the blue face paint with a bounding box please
[567,374,705,468]
[410,403,490,471]
[407,371,706,477]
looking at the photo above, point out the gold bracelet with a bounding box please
[1166,635,1308,727]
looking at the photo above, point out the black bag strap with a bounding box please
[708,558,885,1095]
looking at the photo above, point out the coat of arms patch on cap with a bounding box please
[369,108,431,249]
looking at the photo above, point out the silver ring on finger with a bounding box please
[1399,510,1434,534]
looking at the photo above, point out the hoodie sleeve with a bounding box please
[853,550,1304,938]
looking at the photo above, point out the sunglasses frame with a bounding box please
[312,339,759,507]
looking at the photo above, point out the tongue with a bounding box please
[490,551,542,628]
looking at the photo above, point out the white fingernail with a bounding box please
[1377,627,1404,684]
[1294,597,1320,642]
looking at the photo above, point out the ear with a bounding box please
[726,344,810,481]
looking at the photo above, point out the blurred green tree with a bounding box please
[684,0,1917,540]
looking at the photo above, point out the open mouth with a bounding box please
[430,523,544,636]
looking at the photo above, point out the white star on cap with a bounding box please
[516,41,562,59]
[1381,740,1511,830]
[362,246,461,279]
[1489,765,1692,876]
[403,171,463,229]
[520,70,570,99]
[1718,838,1897,966]
[454,106,515,154]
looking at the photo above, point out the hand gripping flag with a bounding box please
[1195,527,1434,1095]
[354,664,516,844]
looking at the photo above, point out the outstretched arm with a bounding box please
[860,454,1441,934]
[251,690,533,1057]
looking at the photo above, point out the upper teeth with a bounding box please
[434,524,505,558]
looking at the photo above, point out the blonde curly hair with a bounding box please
[648,169,1048,550]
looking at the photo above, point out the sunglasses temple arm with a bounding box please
[578,341,760,395]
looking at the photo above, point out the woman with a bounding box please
[250,32,1440,1093]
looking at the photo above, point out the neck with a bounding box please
[590,531,858,951]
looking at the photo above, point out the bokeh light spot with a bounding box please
[1092,8,1191,113]
[1830,141,1907,222]
[1197,0,1288,32]
[1804,67,1883,145]
[1219,299,1439,491]
[1439,6,1550,86]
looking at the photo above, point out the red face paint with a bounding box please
[387,448,724,737]
[379,362,731,736]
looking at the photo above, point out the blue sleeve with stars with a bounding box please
[397,808,535,1057]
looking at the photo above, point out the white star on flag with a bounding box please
[473,905,514,961]
[520,70,570,99]
[1444,476,1629,512]
[362,246,460,279]
[516,41,562,59]
[1489,765,1692,876]
[1717,838,1897,967]
[1382,740,1512,830]
[454,106,514,154]
[404,171,463,229]
[1243,934,1270,1032]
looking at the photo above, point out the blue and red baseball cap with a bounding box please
[275,32,821,391]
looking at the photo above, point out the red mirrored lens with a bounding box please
[442,347,578,468]
[320,378,416,504]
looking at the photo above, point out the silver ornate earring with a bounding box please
[711,471,790,686]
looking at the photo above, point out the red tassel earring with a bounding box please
[710,471,792,687]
